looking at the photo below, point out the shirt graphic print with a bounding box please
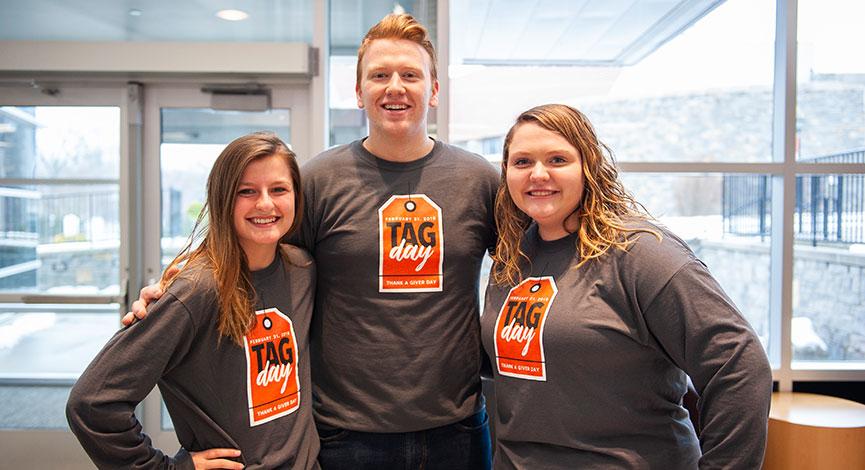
[243,307,301,426]
[378,194,444,292]
[493,276,557,381]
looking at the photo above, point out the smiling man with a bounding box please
[293,13,498,470]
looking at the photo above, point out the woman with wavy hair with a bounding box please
[67,132,319,469]
[482,104,772,469]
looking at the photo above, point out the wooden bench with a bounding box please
[763,392,865,469]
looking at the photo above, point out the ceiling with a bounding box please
[451,0,724,66]
[0,0,313,42]
[0,0,722,66]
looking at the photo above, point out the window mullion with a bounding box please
[769,0,798,390]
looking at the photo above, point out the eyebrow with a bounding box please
[237,179,293,186]
[368,65,423,74]
[510,148,577,156]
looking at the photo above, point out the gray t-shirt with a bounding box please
[67,246,319,469]
[295,139,499,432]
[481,222,772,469]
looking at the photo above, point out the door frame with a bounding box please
[0,81,131,469]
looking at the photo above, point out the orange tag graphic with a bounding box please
[243,308,300,426]
[493,277,557,381]
[378,194,444,292]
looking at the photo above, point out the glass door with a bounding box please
[0,84,130,468]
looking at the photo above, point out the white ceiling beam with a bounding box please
[0,41,311,76]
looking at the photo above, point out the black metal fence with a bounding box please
[722,148,865,245]
[723,174,771,240]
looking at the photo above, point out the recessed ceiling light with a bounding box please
[128,8,142,17]
[216,9,249,21]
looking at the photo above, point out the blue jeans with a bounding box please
[317,408,492,470]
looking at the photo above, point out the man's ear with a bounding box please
[429,79,440,108]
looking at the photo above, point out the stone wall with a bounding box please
[692,238,865,361]
[581,82,865,163]
[36,244,118,292]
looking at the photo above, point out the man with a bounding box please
[128,14,497,469]
[297,13,497,469]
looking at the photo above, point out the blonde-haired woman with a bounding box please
[67,133,319,469]
[483,104,772,469]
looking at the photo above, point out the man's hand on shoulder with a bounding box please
[121,266,180,326]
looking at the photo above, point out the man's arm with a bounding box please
[121,266,179,326]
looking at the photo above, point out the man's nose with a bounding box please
[386,73,405,94]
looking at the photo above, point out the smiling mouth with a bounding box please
[249,216,279,225]
[383,104,408,110]
[528,190,558,197]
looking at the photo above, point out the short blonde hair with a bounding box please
[356,13,438,86]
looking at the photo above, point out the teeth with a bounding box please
[530,190,555,196]
[384,104,407,110]
[251,217,277,224]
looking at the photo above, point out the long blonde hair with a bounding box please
[492,104,657,286]
[162,132,302,345]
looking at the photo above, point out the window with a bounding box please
[0,105,121,428]
[791,0,865,367]
[450,0,865,380]
[449,0,776,351]
[450,0,775,162]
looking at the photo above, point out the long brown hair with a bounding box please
[492,104,657,286]
[161,132,302,345]
[356,13,438,86]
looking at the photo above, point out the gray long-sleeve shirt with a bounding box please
[66,246,319,469]
[481,222,772,469]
